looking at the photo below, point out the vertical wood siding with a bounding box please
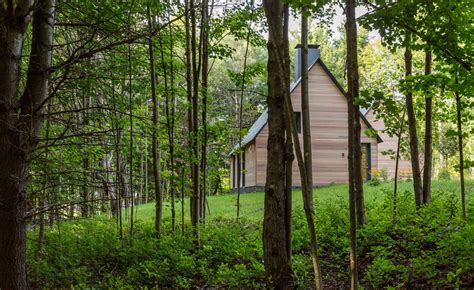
[253,62,379,187]
[364,109,413,179]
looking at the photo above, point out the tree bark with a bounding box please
[345,0,365,227]
[455,85,466,220]
[146,4,162,238]
[200,0,209,223]
[283,3,293,266]
[404,40,423,208]
[393,108,406,216]
[262,0,293,287]
[301,7,323,289]
[345,0,359,287]
[190,0,200,231]
[0,0,55,288]
[422,49,432,204]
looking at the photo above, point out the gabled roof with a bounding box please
[233,57,383,152]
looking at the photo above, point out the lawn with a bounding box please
[134,179,473,223]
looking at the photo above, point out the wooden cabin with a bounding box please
[363,108,413,179]
[230,45,410,192]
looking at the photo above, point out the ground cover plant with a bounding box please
[27,180,474,288]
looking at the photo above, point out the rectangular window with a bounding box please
[237,153,241,188]
[294,112,302,133]
[242,152,246,187]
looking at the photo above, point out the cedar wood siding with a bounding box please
[364,108,412,179]
[230,142,257,188]
[254,62,378,187]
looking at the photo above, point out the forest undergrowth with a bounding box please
[28,182,474,288]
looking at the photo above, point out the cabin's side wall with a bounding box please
[255,62,379,187]
[245,142,257,187]
[229,142,257,190]
[364,109,412,179]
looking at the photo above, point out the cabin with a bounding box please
[230,45,411,192]
[363,108,413,179]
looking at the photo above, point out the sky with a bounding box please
[288,5,378,41]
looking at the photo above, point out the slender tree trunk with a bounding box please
[393,108,406,216]
[345,0,359,286]
[188,0,200,234]
[404,40,423,208]
[422,49,432,204]
[127,12,135,245]
[38,101,52,258]
[455,86,466,220]
[200,0,209,223]
[164,4,177,233]
[0,0,55,287]
[236,0,253,219]
[345,0,365,227]
[146,4,162,237]
[262,0,293,287]
[283,3,293,266]
[301,8,323,288]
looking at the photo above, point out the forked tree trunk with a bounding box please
[262,0,293,287]
[404,40,423,208]
[422,49,432,204]
[0,0,56,288]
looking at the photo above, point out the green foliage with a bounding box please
[438,168,451,180]
[28,181,474,288]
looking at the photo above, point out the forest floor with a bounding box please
[28,179,474,288]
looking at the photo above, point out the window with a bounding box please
[242,152,246,187]
[294,112,302,133]
[237,154,241,188]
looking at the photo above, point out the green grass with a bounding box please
[134,179,473,223]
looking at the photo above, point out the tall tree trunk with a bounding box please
[127,7,135,245]
[345,0,359,286]
[236,0,253,219]
[165,3,177,233]
[345,0,365,227]
[262,0,293,287]
[404,39,423,208]
[455,85,466,220]
[393,108,406,216]
[301,7,323,288]
[283,2,293,266]
[422,49,432,204]
[146,4,162,237]
[200,0,209,223]
[184,0,194,231]
[38,101,52,258]
[188,0,200,234]
[0,0,55,287]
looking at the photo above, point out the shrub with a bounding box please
[438,168,451,180]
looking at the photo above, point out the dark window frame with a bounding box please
[242,151,246,187]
